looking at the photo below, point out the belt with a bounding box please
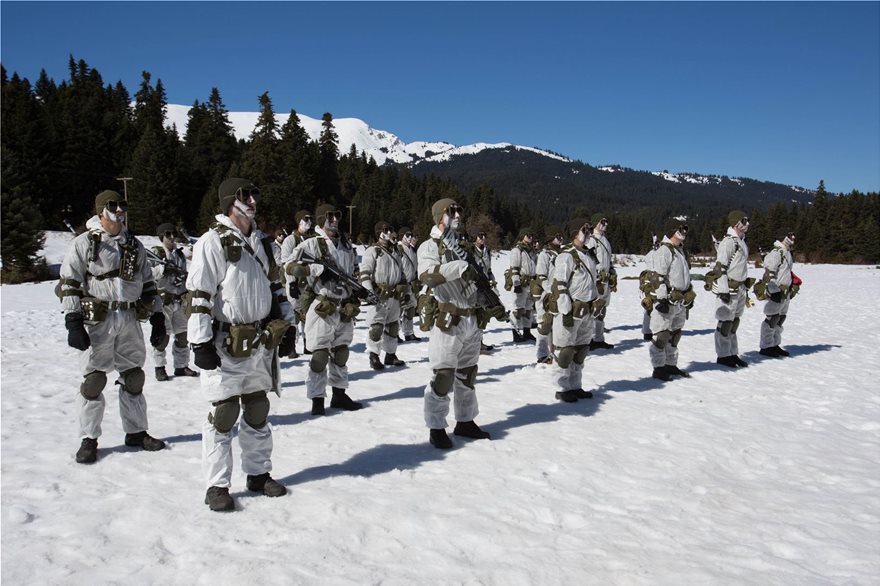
[437,301,476,317]
[214,317,271,333]
[107,300,136,310]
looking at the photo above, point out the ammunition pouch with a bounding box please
[417,292,438,332]
[313,295,338,318]
[221,233,242,262]
[80,297,109,323]
[503,269,514,291]
[788,284,800,299]
[640,296,654,313]
[590,298,607,318]
[537,311,554,335]
[571,299,592,319]
[340,300,360,323]
[301,287,317,314]
[753,279,769,301]
[530,280,544,299]
[219,322,261,358]
[435,302,474,333]
[261,319,291,350]
[135,298,154,321]
[703,265,723,291]
[669,286,697,308]
[475,304,506,330]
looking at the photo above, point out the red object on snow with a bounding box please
[791,272,803,286]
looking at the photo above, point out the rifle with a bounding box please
[299,250,380,305]
[145,247,188,287]
[460,242,506,316]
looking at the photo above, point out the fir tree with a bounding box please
[240,92,285,227]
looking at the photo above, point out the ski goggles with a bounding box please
[161,230,176,239]
[103,200,129,212]
[737,217,750,226]
[476,232,486,239]
[597,218,608,226]
[403,232,414,238]
[445,204,464,217]
[322,210,343,222]
[300,215,313,224]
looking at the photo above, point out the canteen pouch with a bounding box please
[223,323,259,358]
[417,293,437,332]
[262,319,291,350]
[340,302,360,323]
[313,296,337,318]
[80,297,108,323]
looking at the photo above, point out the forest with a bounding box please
[2,57,878,283]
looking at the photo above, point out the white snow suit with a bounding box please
[397,241,419,337]
[360,241,406,356]
[149,243,191,370]
[760,241,794,350]
[508,243,537,328]
[713,227,750,358]
[587,232,616,343]
[648,238,692,369]
[534,244,560,361]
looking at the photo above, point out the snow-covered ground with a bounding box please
[2,235,879,585]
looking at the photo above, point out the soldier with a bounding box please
[360,221,407,370]
[641,235,661,341]
[149,223,198,381]
[280,210,314,358]
[284,204,364,416]
[418,198,492,449]
[396,226,422,342]
[646,221,695,381]
[533,227,563,364]
[712,210,752,368]
[60,190,167,464]
[271,228,286,266]
[587,214,617,350]
[548,218,601,402]
[757,230,799,358]
[506,230,537,343]
[471,228,497,354]
[187,178,296,512]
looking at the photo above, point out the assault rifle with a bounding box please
[460,243,507,318]
[299,250,380,305]
[145,248,187,287]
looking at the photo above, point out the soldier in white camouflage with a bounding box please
[280,210,315,357]
[417,198,492,449]
[533,227,563,364]
[149,222,198,381]
[757,230,799,358]
[360,221,408,370]
[506,230,537,343]
[60,190,167,465]
[586,213,617,350]
[396,226,422,342]
[712,210,752,368]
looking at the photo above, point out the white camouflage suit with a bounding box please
[713,227,750,358]
[760,241,794,350]
[550,245,599,393]
[642,246,658,337]
[587,232,616,343]
[508,243,537,329]
[280,230,313,344]
[149,243,190,370]
[534,244,560,361]
[649,238,692,369]
[284,227,359,399]
[397,240,419,337]
[60,215,162,440]
[360,240,406,356]
[187,214,295,490]
[418,226,482,429]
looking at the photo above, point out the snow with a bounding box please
[2,236,879,584]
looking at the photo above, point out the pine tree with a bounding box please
[279,109,318,221]
[316,112,341,208]
[240,92,285,227]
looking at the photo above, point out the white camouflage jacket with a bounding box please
[397,242,419,283]
[360,241,405,292]
[715,227,750,291]
[284,226,358,301]
[186,214,293,345]
[535,246,560,293]
[60,215,160,314]
[588,233,615,278]
[552,245,599,310]
[762,241,793,289]
[652,237,691,297]
[417,226,476,310]
[150,244,188,296]
[508,243,537,287]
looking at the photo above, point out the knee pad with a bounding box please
[431,368,455,396]
[368,323,384,342]
[456,365,478,389]
[241,391,270,429]
[652,330,672,349]
[718,320,734,336]
[766,314,781,328]
[174,332,188,348]
[573,345,589,365]
[778,314,787,326]
[80,371,107,400]
[209,397,241,433]
[670,329,683,348]
[331,345,349,367]
[153,335,170,351]
[385,321,400,338]
[731,317,741,334]
[309,349,330,373]
[120,368,145,395]
[557,346,576,368]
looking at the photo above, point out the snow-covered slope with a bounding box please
[165,104,569,167]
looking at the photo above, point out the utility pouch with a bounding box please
[434,309,460,333]
[261,319,290,350]
[503,269,514,291]
[571,300,592,319]
[300,288,317,314]
[683,287,697,308]
[340,301,360,323]
[476,307,490,330]
[543,294,558,314]
[753,280,768,301]
[135,298,153,321]
[745,277,756,288]
[537,312,553,335]
[417,293,438,332]
[703,266,722,291]
[119,243,139,282]
[221,234,242,263]
[670,290,686,304]
[81,297,108,323]
[530,280,543,299]
[395,283,410,300]
[596,281,606,295]
[640,296,654,313]
[314,296,338,318]
[224,323,259,358]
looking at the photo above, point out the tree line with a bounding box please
[2,57,878,283]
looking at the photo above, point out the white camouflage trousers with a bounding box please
[714,286,747,357]
[304,302,354,398]
[424,314,481,429]
[760,296,791,349]
[649,304,688,368]
[151,299,190,369]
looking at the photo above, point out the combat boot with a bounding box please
[522,329,536,342]
[383,353,405,367]
[574,388,594,399]
[75,437,98,464]
[652,367,672,381]
[590,340,615,350]
[429,429,453,449]
[453,420,491,440]
[311,397,325,416]
[760,347,782,358]
[666,365,690,378]
[369,352,385,370]
[716,355,738,368]
[512,329,525,343]
[155,367,169,382]
[246,472,287,497]
[125,431,166,451]
[330,387,363,411]
[205,486,235,512]
[776,346,790,357]
[555,390,579,403]
[733,356,749,367]
[480,342,496,355]
[174,366,199,377]
[404,333,422,342]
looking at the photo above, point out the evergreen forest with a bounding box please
[2,58,878,283]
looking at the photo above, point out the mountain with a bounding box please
[165,104,814,221]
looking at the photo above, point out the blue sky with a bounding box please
[2,1,878,193]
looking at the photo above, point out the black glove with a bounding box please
[65,312,91,351]
[461,265,479,283]
[656,299,670,314]
[193,342,221,370]
[719,293,731,304]
[513,285,522,294]
[355,287,370,300]
[562,313,574,327]
[149,312,167,346]
[769,291,783,303]
[278,328,296,356]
